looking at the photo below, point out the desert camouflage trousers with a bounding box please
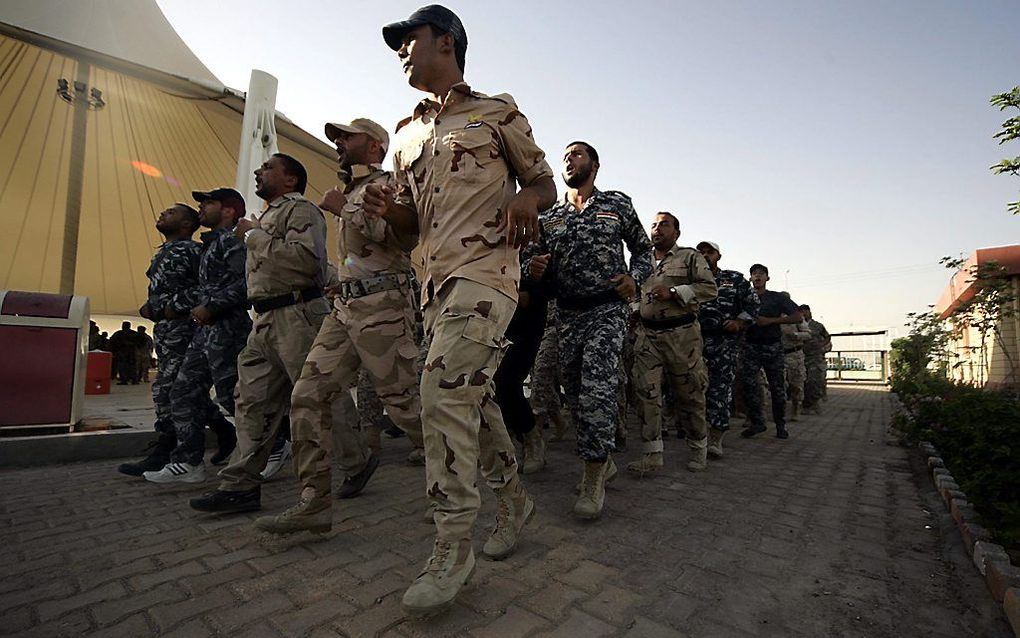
[804,354,827,407]
[420,278,519,543]
[558,302,628,461]
[217,298,329,491]
[530,301,561,417]
[785,349,806,407]
[632,321,709,453]
[290,285,424,497]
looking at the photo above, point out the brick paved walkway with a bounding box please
[0,386,1011,637]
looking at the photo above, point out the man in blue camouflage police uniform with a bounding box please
[696,241,759,458]
[118,204,203,477]
[528,141,652,520]
[143,188,251,483]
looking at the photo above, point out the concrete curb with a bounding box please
[0,429,217,468]
[920,441,1020,636]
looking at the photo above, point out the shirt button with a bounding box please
[430,256,437,262]
[433,186,440,193]
[432,222,438,228]
[435,118,441,125]
[433,150,440,156]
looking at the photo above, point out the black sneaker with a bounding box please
[740,425,767,438]
[337,454,379,499]
[117,432,175,476]
[776,428,789,440]
[189,487,261,513]
[384,425,406,439]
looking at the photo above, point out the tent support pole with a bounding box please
[59,61,91,295]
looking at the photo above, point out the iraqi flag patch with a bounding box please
[595,211,619,222]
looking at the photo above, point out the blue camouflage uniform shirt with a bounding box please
[146,238,202,319]
[196,228,248,317]
[528,188,653,301]
[698,268,759,336]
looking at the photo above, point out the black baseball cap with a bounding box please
[192,187,244,203]
[383,5,467,51]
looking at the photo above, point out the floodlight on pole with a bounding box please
[235,70,279,217]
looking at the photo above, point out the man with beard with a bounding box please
[142,188,249,483]
[367,5,556,616]
[799,304,832,413]
[189,154,330,513]
[528,141,652,519]
[253,118,427,535]
[695,241,758,458]
[118,205,202,477]
[739,264,802,439]
[626,213,717,475]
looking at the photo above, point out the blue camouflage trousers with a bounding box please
[738,341,787,429]
[152,318,195,428]
[558,302,628,461]
[168,311,251,464]
[703,334,739,432]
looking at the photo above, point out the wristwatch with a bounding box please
[668,286,678,299]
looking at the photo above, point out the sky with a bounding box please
[155,0,1019,337]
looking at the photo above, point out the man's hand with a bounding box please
[518,290,531,310]
[319,188,348,216]
[611,274,636,302]
[190,305,213,325]
[722,319,743,333]
[324,284,341,300]
[648,285,673,302]
[529,254,551,280]
[497,189,540,248]
[234,217,257,240]
[363,183,394,218]
[139,303,153,320]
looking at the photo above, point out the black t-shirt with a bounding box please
[746,290,799,345]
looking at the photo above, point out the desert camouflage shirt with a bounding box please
[146,238,201,318]
[196,227,248,317]
[244,192,329,300]
[529,188,653,300]
[335,163,413,280]
[392,82,554,307]
[698,268,759,336]
[803,319,832,357]
[639,245,717,321]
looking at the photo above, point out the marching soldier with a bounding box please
[800,304,832,412]
[189,153,330,514]
[253,118,428,535]
[626,213,717,475]
[528,141,652,518]
[118,204,202,477]
[696,241,758,458]
[780,303,811,421]
[369,5,556,616]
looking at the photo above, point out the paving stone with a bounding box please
[519,580,589,621]
[207,590,294,633]
[149,588,236,632]
[469,605,550,638]
[92,582,184,626]
[532,608,615,638]
[36,581,126,622]
[624,616,690,637]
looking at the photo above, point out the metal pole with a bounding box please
[59,61,91,294]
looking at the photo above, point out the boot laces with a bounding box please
[425,540,452,573]
[280,495,313,519]
[494,491,512,531]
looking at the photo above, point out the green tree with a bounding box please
[991,87,1020,215]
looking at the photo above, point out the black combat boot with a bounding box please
[207,412,237,466]
[189,487,261,513]
[117,428,175,476]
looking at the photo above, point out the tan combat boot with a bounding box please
[574,456,618,494]
[573,459,611,520]
[521,428,546,474]
[707,429,725,459]
[790,400,801,421]
[253,487,331,534]
[402,538,476,617]
[626,452,663,475]
[687,437,709,472]
[482,477,535,559]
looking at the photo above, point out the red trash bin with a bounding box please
[86,351,112,395]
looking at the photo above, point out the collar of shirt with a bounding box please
[337,163,384,192]
[412,81,475,119]
[559,186,603,213]
[199,227,230,245]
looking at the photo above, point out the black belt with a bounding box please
[640,314,696,331]
[785,346,802,354]
[250,287,323,314]
[557,290,622,312]
[338,273,409,302]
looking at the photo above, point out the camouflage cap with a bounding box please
[696,240,720,253]
[324,118,389,153]
[383,5,467,52]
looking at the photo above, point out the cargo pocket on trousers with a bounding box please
[461,315,499,348]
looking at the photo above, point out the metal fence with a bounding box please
[826,350,889,383]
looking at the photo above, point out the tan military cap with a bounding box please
[324,118,389,152]
[696,240,721,253]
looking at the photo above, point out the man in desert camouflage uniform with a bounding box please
[142,189,250,483]
[189,153,330,514]
[780,303,811,421]
[696,241,759,459]
[627,213,717,476]
[529,141,653,519]
[254,118,427,534]
[800,304,831,412]
[367,5,557,616]
[117,204,202,478]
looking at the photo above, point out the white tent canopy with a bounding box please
[0,0,339,315]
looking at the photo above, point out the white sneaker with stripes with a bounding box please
[261,440,292,480]
[143,462,207,484]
